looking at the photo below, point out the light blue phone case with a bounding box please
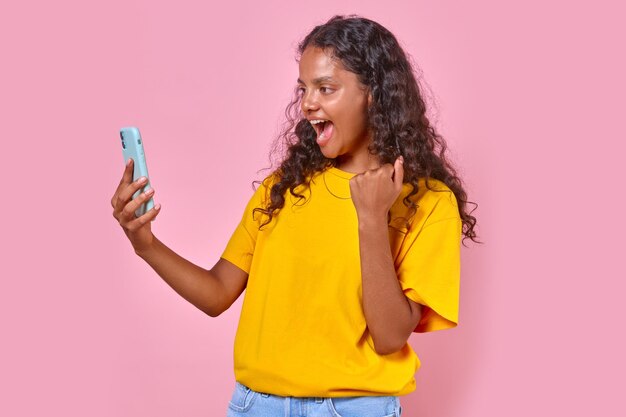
[120,126,154,217]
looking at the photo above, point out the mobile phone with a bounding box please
[119,126,154,217]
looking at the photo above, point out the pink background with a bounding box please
[1,0,624,416]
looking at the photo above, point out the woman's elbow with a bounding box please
[373,339,406,355]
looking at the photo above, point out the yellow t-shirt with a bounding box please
[220,165,462,397]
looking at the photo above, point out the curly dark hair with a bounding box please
[253,15,480,246]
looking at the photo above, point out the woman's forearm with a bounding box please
[358,216,416,354]
[135,236,224,317]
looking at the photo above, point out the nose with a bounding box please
[301,91,319,113]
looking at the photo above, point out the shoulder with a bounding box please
[419,178,459,217]
[392,178,460,231]
[251,171,281,200]
[402,177,458,210]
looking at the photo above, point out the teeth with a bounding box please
[310,119,329,141]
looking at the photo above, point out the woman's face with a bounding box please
[298,46,373,171]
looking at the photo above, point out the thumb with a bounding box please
[393,156,404,190]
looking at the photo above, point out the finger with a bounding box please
[121,158,134,184]
[126,203,162,231]
[114,176,149,213]
[116,158,135,189]
[393,156,404,190]
[111,159,135,208]
[121,187,155,220]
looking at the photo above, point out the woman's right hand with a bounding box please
[111,159,161,254]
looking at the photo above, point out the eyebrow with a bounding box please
[297,76,335,85]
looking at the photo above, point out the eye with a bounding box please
[296,86,306,95]
[320,86,334,94]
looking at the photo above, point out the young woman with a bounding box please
[111,15,478,417]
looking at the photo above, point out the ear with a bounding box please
[367,92,372,106]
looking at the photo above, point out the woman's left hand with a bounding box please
[349,156,404,222]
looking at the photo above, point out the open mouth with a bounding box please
[309,119,334,145]
[309,119,327,135]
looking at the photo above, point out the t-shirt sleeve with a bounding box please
[220,176,273,274]
[396,192,463,333]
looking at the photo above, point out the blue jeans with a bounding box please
[226,381,403,417]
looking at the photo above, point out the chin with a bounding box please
[319,147,338,159]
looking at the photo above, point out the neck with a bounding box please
[335,153,381,174]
